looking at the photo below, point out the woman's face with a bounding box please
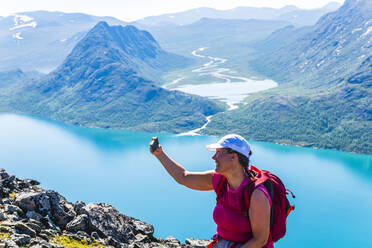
[212,148,235,174]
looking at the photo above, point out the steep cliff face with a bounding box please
[0,169,210,247]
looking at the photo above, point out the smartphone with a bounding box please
[150,137,159,152]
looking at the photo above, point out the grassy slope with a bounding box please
[202,73,372,154]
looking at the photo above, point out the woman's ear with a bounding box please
[232,153,237,161]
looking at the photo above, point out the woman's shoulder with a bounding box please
[212,172,224,190]
[252,185,272,207]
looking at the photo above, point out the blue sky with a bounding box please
[1,0,344,21]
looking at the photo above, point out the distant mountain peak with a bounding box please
[280,5,299,11]
[93,20,110,29]
[74,21,160,64]
[343,0,371,9]
[323,2,342,9]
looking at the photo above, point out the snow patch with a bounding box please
[227,102,239,111]
[361,26,372,37]
[12,32,24,40]
[334,45,342,55]
[9,14,37,30]
[163,77,186,88]
[365,19,372,25]
[191,47,207,58]
[368,36,372,45]
[15,14,33,23]
[359,55,366,60]
[60,39,67,42]
[352,28,362,34]
[317,60,325,67]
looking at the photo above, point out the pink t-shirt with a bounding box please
[212,173,274,248]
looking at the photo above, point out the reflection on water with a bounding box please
[1,113,372,247]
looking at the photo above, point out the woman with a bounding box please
[150,134,273,248]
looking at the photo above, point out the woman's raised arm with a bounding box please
[151,142,214,191]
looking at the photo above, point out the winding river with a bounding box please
[168,47,278,135]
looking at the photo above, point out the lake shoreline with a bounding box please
[2,113,372,247]
[1,112,370,156]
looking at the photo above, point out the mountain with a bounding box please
[132,3,341,27]
[1,22,225,132]
[203,0,372,154]
[252,0,372,85]
[0,69,44,88]
[139,18,291,56]
[275,2,342,26]
[0,69,44,109]
[0,11,127,72]
[0,5,340,73]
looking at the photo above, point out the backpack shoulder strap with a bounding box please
[215,174,227,199]
[262,179,275,227]
[241,168,275,226]
[240,176,256,217]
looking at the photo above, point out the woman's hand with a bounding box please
[149,137,163,156]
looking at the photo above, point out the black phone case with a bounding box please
[151,138,159,152]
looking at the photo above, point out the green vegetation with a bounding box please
[0,22,226,134]
[50,235,105,248]
[201,1,372,154]
[203,78,372,154]
[0,231,11,240]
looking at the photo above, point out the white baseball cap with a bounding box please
[206,134,251,158]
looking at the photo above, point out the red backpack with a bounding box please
[215,165,295,242]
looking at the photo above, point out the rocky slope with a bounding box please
[0,169,210,247]
[252,0,372,85]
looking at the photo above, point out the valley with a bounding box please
[0,0,370,154]
[163,47,278,110]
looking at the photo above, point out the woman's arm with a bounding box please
[241,189,271,248]
[151,143,214,191]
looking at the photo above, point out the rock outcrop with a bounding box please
[0,169,210,247]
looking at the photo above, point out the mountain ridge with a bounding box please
[132,3,341,27]
[0,11,127,72]
[1,21,225,133]
[203,0,372,154]
[251,0,372,85]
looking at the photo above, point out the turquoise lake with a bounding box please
[1,113,371,247]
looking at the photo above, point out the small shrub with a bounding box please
[0,231,11,240]
[9,192,15,199]
[50,235,106,248]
